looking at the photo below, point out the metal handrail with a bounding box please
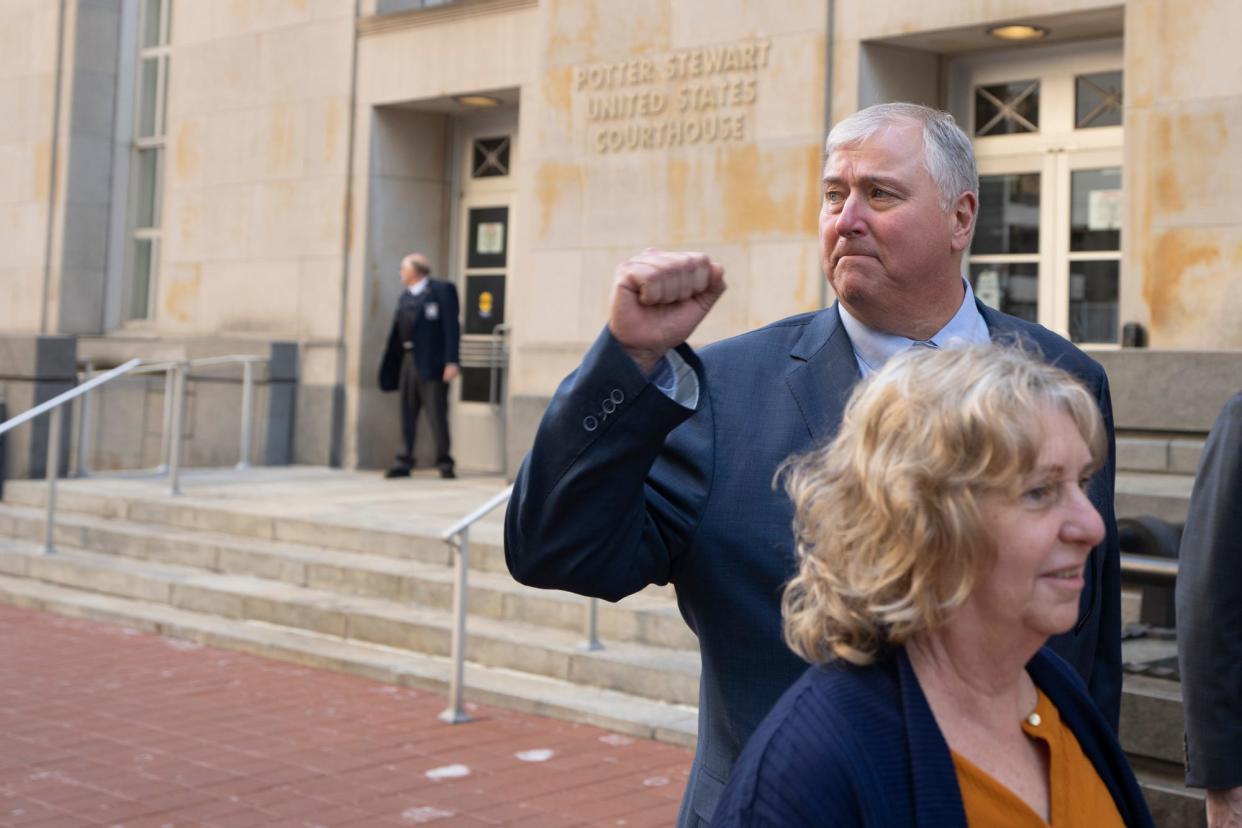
[437,483,513,724]
[435,480,604,724]
[185,355,270,470]
[0,359,142,554]
[76,354,270,479]
[0,359,142,438]
[1119,552,1178,587]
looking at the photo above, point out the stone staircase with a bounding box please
[0,471,699,747]
[0,457,1210,825]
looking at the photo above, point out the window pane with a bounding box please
[472,136,510,178]
[975,81,1040,136]
[969,262,1039,323]
[1070,168,1122,252]
[126,239,154,320]
[461,367,503,403]
[1076,71,1123,129]
[972,173,1040,255]
[159,61,169,136]
[137,57,160,138]
[1069,260,1119,343]
[140,0,163,48]
[134,147,161,229]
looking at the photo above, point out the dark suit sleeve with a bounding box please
[505,328,710,601]
[1045,362,1122,729]
[1176,392,1242,789]
[1086,371,1122,731]
[441,281,461,366]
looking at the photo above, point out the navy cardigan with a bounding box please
[712,647,1153,827]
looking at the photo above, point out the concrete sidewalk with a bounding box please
[0,604,692,827]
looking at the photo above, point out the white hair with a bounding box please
[825,103,978,211]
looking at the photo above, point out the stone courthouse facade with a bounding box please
[2,0,1241,478]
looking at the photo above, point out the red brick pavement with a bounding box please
[0,604,692,827]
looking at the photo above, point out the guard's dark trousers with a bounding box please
[396,352,453,473]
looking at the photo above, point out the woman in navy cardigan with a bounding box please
[713,345,1154,827]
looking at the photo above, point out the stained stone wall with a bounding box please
[511,0,828,399]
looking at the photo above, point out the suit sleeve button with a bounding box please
[602,399,616,414]
[583,415,599,432]
[611,389,625,404]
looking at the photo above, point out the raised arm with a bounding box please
[505,251,725,600]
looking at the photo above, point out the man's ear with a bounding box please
[950,191,977,253]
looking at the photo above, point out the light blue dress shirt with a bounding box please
[836,277,990,376]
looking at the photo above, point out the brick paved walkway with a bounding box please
[0,605,692,827]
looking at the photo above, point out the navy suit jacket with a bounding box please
[505,301,1120,826]
[711,648,1153,827]
[378,278,461,389]
[1176,391,1242,789]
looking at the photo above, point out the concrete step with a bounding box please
[0,573,697,748]
[2,478,515,573]
[1116,435,1204,476]
[1133,762,1204,828]
[1120,674,1183,767]
[0,538,701,707]
[1116,471,1197,524]
[0,502,696,651]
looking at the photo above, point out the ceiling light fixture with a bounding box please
[987,24,1050,41]
[455,94,501,108]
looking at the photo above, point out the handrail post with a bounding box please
[581,597,603,651]
[236,360,254,470]
[75,359,94,478]
[168,362,187,496]
[157,366,175,473]
[43,406,63,555]
[439,528,473,724]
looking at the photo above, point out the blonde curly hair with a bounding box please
[780,344,1105,666]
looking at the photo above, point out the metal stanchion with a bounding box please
[75,359,94,478]
[43,407,63,555]
[236,360,254,470]
[581,597,603,651]
[157,367,175,473]
[167,363,186,496]
[439,528,473,724]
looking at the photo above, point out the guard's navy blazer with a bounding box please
[711,648,1153,827]
[378,278,461,390]
[505,301,1120,826]
[1176,390,1242,790]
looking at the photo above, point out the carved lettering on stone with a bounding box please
[571,40,773,153]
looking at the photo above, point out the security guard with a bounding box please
[378,253,461,479]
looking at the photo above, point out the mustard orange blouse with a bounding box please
[951,688,1126,827]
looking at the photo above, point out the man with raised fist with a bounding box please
[505,103,1119,827]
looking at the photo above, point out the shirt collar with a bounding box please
[837,278,990,376]
[407,278,430,296]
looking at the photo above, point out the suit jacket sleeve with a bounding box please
[1176,392,1242,789]
[378,316,402,392]
[441,281,461,366]
[505,327,711,601]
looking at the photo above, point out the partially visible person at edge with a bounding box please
[1177,390,1242,828]
[505,103,1120,826]
[378,253,461,480]
[712,345,1153,828]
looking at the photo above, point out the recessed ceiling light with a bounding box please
[987,24,1050,41]
[455,95,501,108]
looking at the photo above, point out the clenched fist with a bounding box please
[608,249,727,374]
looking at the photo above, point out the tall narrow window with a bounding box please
[125,0,170,320]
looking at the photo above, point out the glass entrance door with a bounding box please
[952,39,1124,345]
[449,109,516,473]
[969,147,1122,344]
